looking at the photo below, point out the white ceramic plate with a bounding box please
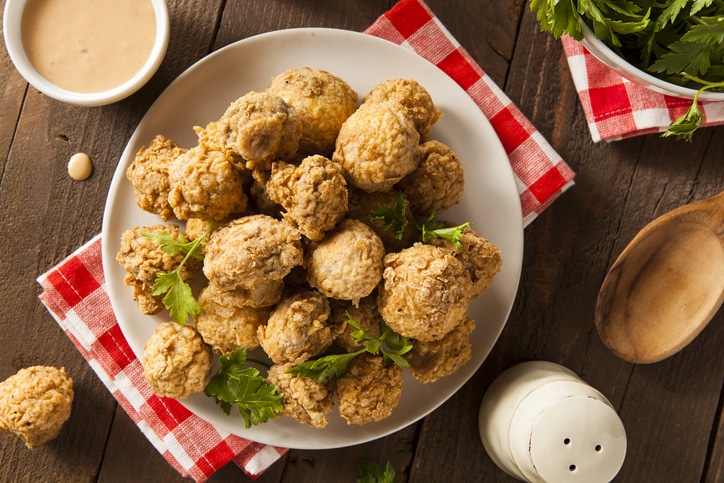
[102,28,523,449]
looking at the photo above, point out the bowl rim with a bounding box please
[2,0,169,107]
[579,21,724,102]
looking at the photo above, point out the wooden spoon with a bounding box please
[595,191,724,363]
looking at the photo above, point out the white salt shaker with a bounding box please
[478,361,626,482]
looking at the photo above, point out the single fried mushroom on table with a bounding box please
[0,366,74,449]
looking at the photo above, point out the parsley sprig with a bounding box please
[530,0,724,140]
[143,222,216,324]
[204,348,284,428]
[285,314,413,384]
[370,193,470,249]
[357,459,397,483]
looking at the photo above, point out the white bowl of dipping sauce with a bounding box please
[3,0,169,107]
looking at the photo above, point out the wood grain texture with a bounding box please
[0,0,722,481]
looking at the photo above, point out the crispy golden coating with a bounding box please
[266,363,334,429]
[168,145,248,221]
[405,317,474,383]
[305,219,385,306]
[267,67,358,156]
[337,354,403,426]
[203,214,303,294]
[195,282,273,354]
[116,224,201,315]
[346,187,417,253]
[430,224,502,298]
[193,117,245,169]
[257,290,335,365]
[126,134,186,221]
[330,297,382,352]
[220,91,302,173]
[142,322,213,399]
[377,243,473,341]
[0,366,73,449]
[333,100,420,192]
[267,155,348,241]
[397,140,464,216]
[363,78,441,142]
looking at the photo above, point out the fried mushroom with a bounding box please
[126,134,186,221]
[336,353,403,426]
[305,219,385,306]
[267,67,358,156]
[116,224,201,315]
[397,140,464,216]
[377,243,473,341]
[203,214,303,294]
[266,363,334,429]
[363,78,441,142]
[220,91,302,173]
[0,366,74,449]
[142,321,213,399]
[168,145,248,221]
[333,100,420,192]
[257,290,335,365]
[267,155,348,241]
[195,282,272,354]
[405,317,475,383]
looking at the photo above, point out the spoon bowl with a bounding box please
[595,191,724,363]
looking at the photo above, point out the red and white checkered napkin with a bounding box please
[562,36,724,142]
[36,1,574,481]
[367,0,574,225]
[37,235,287,482]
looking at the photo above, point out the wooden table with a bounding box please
[1,1,723,481]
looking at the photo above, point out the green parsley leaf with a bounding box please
[370,192,409,240]
[421,214,471,250]
[357,459,397,483]
[286,313,413,382]
[285,350,365,384]
[204,349,283,428]
[143,222,216,324]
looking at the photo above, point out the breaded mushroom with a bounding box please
[0,366,74,449]
[405,317,475,383]
[257,290,335,365]
[266,363,334,429]
[333,100,420,192]
[142,321,213,399]
[220,91,302,173]
[116,224,201,315]
[203,214,303,294]
[337,353,403,426]
[267,155,348,241]
[306,219,385,306]
[193,117,245,169]
[168,145,248,221]
[267,67,358,156]
[430,224,502,298]
[195,282,273,354]
[363,78,442,142]
[397,140,464,216]
[377,243,473,341]
[126,134,186,221]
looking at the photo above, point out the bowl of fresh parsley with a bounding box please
[531,0,724,140]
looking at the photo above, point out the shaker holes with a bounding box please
[569,464,577,472]
[563,438,571,445]
[595,444,602,452]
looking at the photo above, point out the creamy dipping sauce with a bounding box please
[68,152,93,180]
[21,0,157,93]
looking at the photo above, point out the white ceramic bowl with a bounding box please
[3,0,169,107]
[580,21,724,101]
